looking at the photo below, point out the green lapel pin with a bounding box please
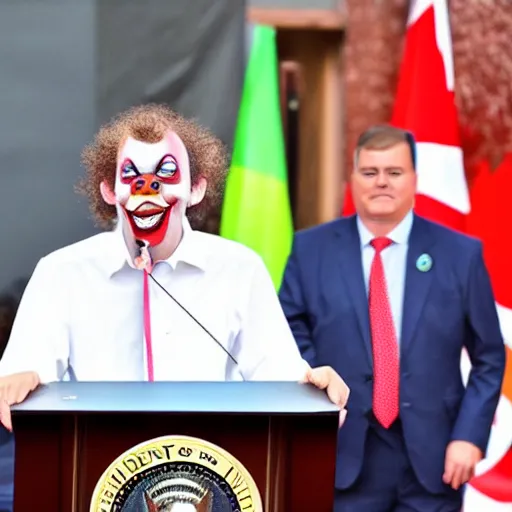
[416,253,433,272]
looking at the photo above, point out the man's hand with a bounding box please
[443,440,483,490]
[301,366,350,426]
[0,372,40,431]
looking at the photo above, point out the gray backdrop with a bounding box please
[0,0,245,296]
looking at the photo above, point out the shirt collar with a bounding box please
[356,210,413,248]
[105,216,207,278]
[165,217,207,272]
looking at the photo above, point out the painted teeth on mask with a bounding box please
[132,212,164,229]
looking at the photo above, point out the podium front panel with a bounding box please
[13,412,336,511]
[12,382,338,511]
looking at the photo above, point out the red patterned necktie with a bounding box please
[369,237,399,428]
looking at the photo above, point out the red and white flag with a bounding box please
[464,156,512,510]
[343,0,512,509]
[391,0,468,231]
[342,0,469,231]
[392,1,512,509]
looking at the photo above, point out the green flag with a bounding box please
[220,24,293,290]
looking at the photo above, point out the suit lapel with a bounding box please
[400,216,436,354]
[335,217,373,368]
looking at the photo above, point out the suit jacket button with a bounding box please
[402,402,411,408]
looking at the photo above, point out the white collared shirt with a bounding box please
[356,211,413,344]
[0,221,308,383]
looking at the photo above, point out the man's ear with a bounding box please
[100,180,117,206]
[189,177,207,207]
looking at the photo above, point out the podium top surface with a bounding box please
[12,381,339,415]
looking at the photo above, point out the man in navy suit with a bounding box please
[279,125,506,511]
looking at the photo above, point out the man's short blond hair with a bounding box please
[353,125,416,169]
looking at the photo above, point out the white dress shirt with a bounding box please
[0,220,308,383]
[356,211,413,345]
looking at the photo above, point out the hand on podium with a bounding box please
[301,366,350,427]
[0,371,40,431]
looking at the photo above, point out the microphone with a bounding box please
[134,239,243,376]
[147,272,239,367]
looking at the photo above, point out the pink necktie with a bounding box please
[369,237,399,428]
[143,269,155,381]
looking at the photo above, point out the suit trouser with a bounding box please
[334,418,462,512]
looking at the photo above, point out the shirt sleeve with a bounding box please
[233,254,310,381]
[0,257,70,383]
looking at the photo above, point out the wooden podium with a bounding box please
[11,381,338,511]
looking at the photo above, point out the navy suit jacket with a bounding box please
[279,214,506,493]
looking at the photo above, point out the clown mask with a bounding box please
[100,130,205,268]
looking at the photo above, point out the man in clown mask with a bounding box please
[0,104,349,430]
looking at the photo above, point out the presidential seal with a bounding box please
[90,435,263,512]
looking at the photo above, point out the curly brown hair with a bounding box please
[77,103,229,230]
